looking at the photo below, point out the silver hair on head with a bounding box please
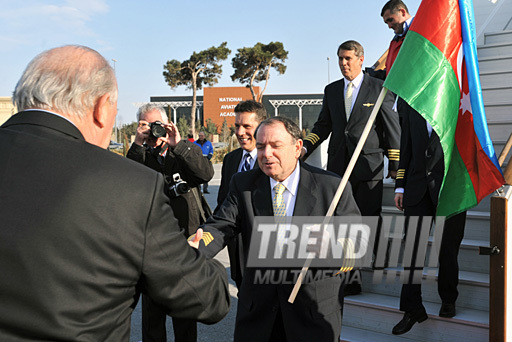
[136,103,168,123]
[12,45,118,119]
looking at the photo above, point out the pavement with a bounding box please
[130,162,238,342]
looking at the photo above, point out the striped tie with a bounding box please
[241,153,251,172]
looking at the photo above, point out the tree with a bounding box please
[176,117,190,139]
[220,118,229,142]
[163,42,231,135]
[231,42,288,102]
[204,118,218,137]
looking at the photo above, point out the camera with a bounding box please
[150,121,167,138]
[168,173,190,198]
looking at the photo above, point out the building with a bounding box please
[150,86,323,134]
[0,97,16,125]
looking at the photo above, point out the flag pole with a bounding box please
[288,87,389,303]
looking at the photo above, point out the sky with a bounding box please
[0,0,422,126]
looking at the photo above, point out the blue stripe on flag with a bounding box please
[459,0,502,172]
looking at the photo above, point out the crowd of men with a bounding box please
[0,0,470,341]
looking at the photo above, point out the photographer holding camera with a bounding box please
[127,103,214,342]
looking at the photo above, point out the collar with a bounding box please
[243,148,257,160]
[2,110,84,141]
[24,109,78,127]
[393,16,413,41]
[269,160,300,197]
[344,71,364,90]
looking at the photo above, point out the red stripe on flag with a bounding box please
[410,0,462,83]
[455,61,504,202]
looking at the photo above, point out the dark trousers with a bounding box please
[142,294,197,342]
[400,194,466,312]
[346,179,383,286]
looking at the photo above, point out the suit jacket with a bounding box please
[0,111,229,341]
[216,147,261,210]
[127,139,214,235]
[395,100,444,207]
[215,147,259,286]
[201,162,360,341]
[304,74,400,181]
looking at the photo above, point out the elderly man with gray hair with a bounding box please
[127,103,214,342]
[0,45,229,341]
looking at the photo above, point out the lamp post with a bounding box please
[327,57,330,84]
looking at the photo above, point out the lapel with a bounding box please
[412,111,429,145]
[293,162,318,216]
[229,148,244,175]
[3,110,85,141]
[336,80,349,127]
[251,171,273,216]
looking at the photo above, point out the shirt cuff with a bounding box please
[395,187,404,194]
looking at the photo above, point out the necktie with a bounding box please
[273,183,288,250]
[272,183,286,217]
[241,153,251,172]
[345,81,354,120]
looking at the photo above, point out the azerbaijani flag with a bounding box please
[384,0,505,217]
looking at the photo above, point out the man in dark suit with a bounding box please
[191,117,361,341]
[392,102,467,335]
[379,0,467,334]
[302,40,401,294]
[127,103,213,342]
[216,100,267,288]
[0,45,229,341]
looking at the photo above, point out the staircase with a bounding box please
[340,29,512,342]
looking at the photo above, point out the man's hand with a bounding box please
[387,170,397,179]
[394,193,404,211]
[161,121,181,148]
[134,120,150,146]
[188,228,203,249]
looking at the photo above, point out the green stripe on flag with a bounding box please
[439,144,477,216]
[384,31,472,217]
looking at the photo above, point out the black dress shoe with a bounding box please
[439,303,456,318]
[392,308,428,335]
[343,283,361,296]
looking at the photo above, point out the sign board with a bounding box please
[203,86,259,132]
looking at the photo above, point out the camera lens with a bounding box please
[176,183,190,194]
[150,122,166,138]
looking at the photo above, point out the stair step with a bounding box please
[478,55,512,73]
[482,86,512,105]
[484,102,512,121]
[480,70,512,88]
[484,30,512,45]
[340,325,407,342]
[477,42,512,58]
[379,205,492,242]
[342,293,488,341]
[359,268,489,311]
[488,120,512,142]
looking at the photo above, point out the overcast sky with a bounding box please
[0,0,422,126]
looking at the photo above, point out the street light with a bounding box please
[112,58,117,73]
[327,57,330,84]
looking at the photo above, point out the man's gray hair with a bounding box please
[13,45,118,119]
[337,40,365,58]
[136,103,168,123]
